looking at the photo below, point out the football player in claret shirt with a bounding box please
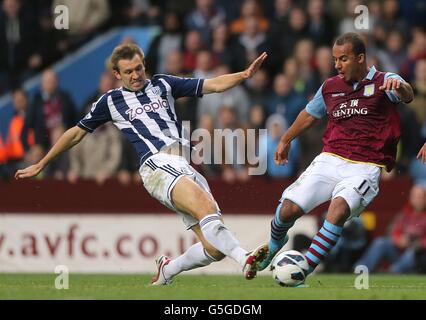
[252,32,417,277]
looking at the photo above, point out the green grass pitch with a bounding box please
[0,274,425,300]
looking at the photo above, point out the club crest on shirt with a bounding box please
[363,84,375,97]
[150,86,161,96]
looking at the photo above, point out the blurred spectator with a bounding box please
[22,69,76,178]
[209,22,246,72]
[400,27,426,82]
[182,29,204,73]
[410,158,426,185]
[360,33,398,73]
[373,0,409,46]
[268,0,292,41]
[164,51,186,77]
[268,0,293,70]
[146,11,183,74]
[247,104,266,130]
[260,113,299,178]
[0,88,34,179]
[72,70,126,185]
[67,68,121,185]
[229,0,269,35]
[292,39,315,93]
[67,122,122,185]
[409,59,426,180]
[266,73,306,125]
[185,0,226,44]
[384,29,408,73]
[0,135,6,179]
[108,0,161,27]
[80,70,116,117]
[410,59,426,127]
[217,105,249,183]
[52,0,110,48]
[355,183,426,273]
[0,0,41,92]
[197,64,250,128]
[36,4,70,71]
[193,50,215,79]
[245,68,271,107]
[306,46,335,98]
[395,103,421,174]
[306,0,335,47]
[282,57,305,96]
[398,0,426,29]
[238,16,270,65]
[164,51,198,125]
[126,0,160,26]
[277,6,309,60]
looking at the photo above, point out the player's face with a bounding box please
[332,43,364,82]
[114,54,146,91]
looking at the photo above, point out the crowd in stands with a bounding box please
[0,0,425,186]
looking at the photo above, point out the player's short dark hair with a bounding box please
[110,43,145,71]
[334,33,366,56]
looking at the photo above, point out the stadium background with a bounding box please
[0,0,425,275]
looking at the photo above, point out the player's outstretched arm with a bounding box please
[417,142,426,164]
[15,126,88,179]
[379,77,414,103]
[202,52,267,94]
[275,110,318,166]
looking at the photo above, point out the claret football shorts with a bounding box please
[140,152,220,229]
[281,153,381,219]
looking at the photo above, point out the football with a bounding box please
[271,250,309,287]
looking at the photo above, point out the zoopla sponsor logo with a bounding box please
[126,99,170,121]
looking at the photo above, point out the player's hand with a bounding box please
[417,142,426,164]
[15,163,43,180]
[243,52,268,79]
[379,78,402,91]
[274,140,291,166]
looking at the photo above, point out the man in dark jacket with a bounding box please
[22,69,76,178]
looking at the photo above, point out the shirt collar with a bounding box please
[122,80,150,93]
[365,66,376,80]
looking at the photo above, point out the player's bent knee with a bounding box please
[280,200,304,222]
[204,245,225,261]
[198,199,219,217]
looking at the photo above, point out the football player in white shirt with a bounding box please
[15,43,268,285]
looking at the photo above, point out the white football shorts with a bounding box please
[281,153,381,219]
[139,151,220,229]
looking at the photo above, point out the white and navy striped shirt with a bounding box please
[78,74,204,165]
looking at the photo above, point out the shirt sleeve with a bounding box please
[78,93,112,133]
[384,72,406,103]
[305,84,327,119]
[159,75,204,99]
